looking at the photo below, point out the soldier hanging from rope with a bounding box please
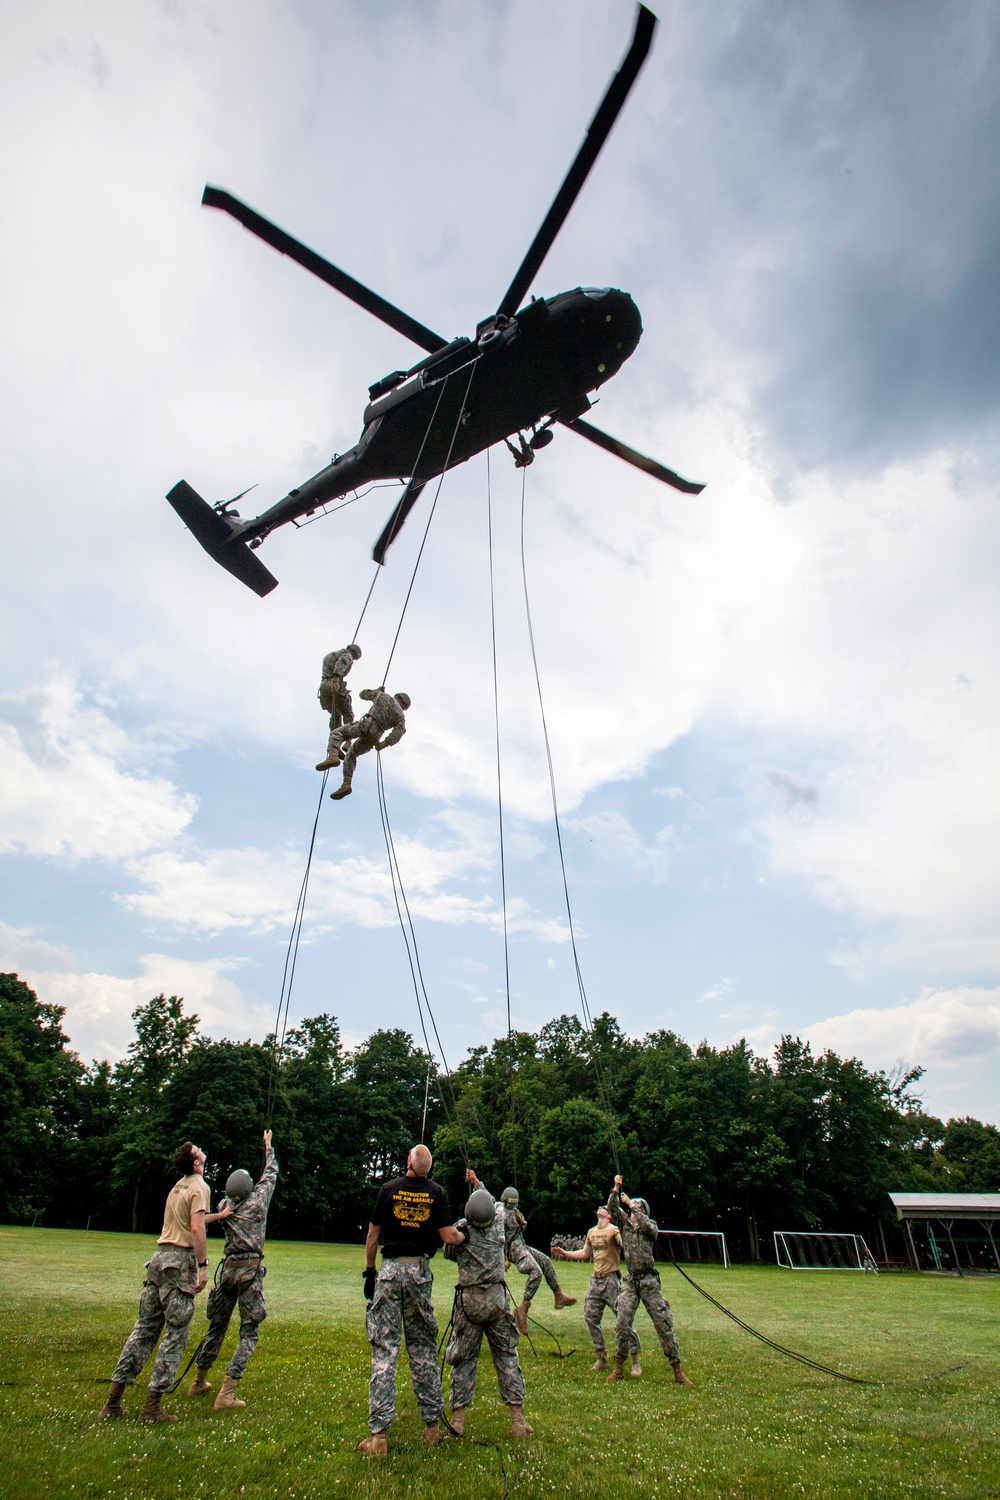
[500,1185,576,1335]
[606,1174,694,1386]
[187,1129,279,1412]
[444,1170,533,1441]
[552,1202,641,1374]
[321,686,410,800]
[315,643,363,770]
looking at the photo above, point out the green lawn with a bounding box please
[0,1226,996,1499]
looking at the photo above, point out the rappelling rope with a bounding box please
[486,449,520,1188]
[517,469,621,1171]
[382,362,477,680]
[375,753,473,1169]
[664,1254,967,1386]
[263,768,330,1125]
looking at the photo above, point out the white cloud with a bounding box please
[0,676,195,860]
[567,810,675,883]
[0,922,266,1060]
[699,978,733,1004]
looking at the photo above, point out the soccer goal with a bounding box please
[774,1231,879,1273]
[658,1230,730,1268]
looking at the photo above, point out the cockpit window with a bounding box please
[582,286,611,299]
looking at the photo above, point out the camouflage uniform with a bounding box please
[584,1272,640,1356]
[320,647,359,742]
[328,688,406,780]
[197,1146,278,1382]
[445,1188,525,1410]
[503,1204,559,1304]
[367,1256,444,1433]
[608,1189,681,1365]
[111,1246,199,1392]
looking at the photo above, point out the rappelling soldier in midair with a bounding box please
[187,1129,279,1411]
[606,1174,693,1386]
[500,1185,576,1335]
[322,686,410,800]
[444,1170,532,1440]
[315,643,363,771]
[552,1202,641,1373]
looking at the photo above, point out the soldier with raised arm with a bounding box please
[552,1202,641,1373]
[188,1129,279,1411]
[316,643,363,768]
[500,1185,576,1334]
[326,686,410,801]
[606,1174,694,1386]
[444,1170,532,1441]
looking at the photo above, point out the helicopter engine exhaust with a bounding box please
[166,480,279,597]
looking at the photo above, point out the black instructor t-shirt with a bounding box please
[371,1175,452,1258]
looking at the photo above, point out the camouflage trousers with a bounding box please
[509,1237,559,1303]
[614,1270,680,1364]
[366,1257,443,1434]
[327,717,379,777]
[111,1245,198,1392]
[584,1271,640,1355]
[446,1283,525,1411]
[320,676,353,735]
[197,1259,267,1381]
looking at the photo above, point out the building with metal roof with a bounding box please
[889,1192,1000,1273]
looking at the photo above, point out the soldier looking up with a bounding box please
[326,687,410,801]
[552,1203,641,1373]
[188,1129,278,1411]
[98,1141,210,1424]
[315,644,363,769]
[606,1174,694,1386]
[500,1185,576,1334]
[358,1144,466,1458]
[444,1170,532,1441]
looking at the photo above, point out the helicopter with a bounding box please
[167,3,704,599]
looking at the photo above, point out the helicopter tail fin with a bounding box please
[166,480,279,598]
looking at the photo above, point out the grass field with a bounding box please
[0,1227,997,1500]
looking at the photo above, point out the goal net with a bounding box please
[774,1231,879,1273]
[658,1230,730,1268]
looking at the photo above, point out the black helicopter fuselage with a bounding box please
[238,285,642,545]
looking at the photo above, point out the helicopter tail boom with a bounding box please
[166,480,279,597]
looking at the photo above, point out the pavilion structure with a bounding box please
[889,1192,1000,1273]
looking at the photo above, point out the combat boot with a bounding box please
[97,1380,126,1419]
[553,1288,577,1309]
[509,1406,533,1439]
[330,777,353,801]
[423,1420,444,1446]
[514,1299,529,1335]
[213,1376,246,1410]
[358,1433,388,1457]
[630,1352,643,1377]
[672,1363,694,1387]
[590,1351,608,1372]
[188,1370,212,1396]
[607,1355,626,1382]
[138,1389,177,1423]
[315,751,341,771]
[448,1408,466,1437]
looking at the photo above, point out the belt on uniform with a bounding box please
[224,1253,262,1265]
[385,1254,426,1263]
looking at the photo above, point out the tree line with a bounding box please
[3,971,997,1257]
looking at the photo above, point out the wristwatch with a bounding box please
[198,1260,209,1267]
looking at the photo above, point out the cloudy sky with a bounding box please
[2,0,998,1125]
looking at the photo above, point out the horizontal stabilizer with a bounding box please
[166,480,279,597]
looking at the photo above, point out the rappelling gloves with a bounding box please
[464,1189,496,1227]
[225,1169,254,1203]
[363,1267,377,1301]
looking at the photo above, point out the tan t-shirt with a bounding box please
[158,1174,210,1248]
[587,1223,624,1277]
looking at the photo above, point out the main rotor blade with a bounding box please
[372,478,429,565]
[561,417,705,493]
[202,186,447,354]
[496,5,656,320]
